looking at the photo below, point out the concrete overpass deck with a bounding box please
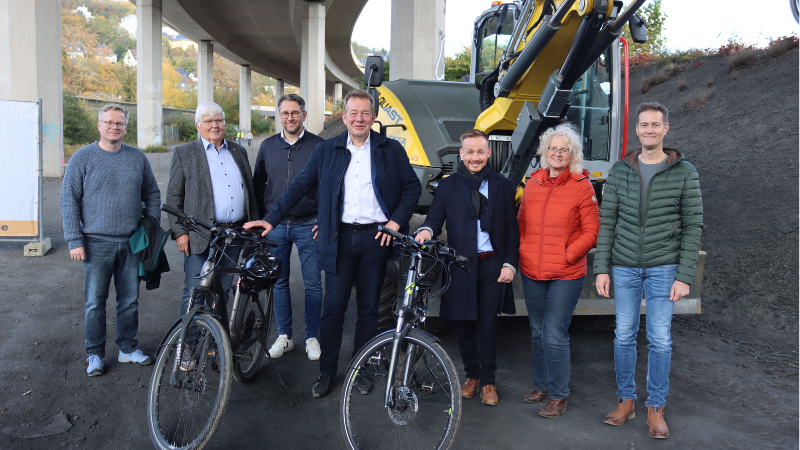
[147,0,366,92]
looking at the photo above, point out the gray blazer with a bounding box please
[165,139,259,254]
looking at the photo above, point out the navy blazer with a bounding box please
[420,170,519,321]
[264,130,421,273]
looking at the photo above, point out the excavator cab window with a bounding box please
[565,48,613,162]
[474,6,516,83]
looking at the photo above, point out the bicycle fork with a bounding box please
[383,254,422,408]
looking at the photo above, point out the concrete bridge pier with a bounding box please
[0,0,64,177]
[239,65,251,134]
[389,0,446,81]
[198,40,214,106]
[301,0,325,134]
[137,0,163,148]
[274,78,284,134]
[334,82,342,108]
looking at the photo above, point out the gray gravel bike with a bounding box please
[147,204,282,450]
[341,225,468,450]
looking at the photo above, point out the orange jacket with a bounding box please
[517,168,600,280]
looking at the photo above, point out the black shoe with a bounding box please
[312,376,332,398]
[354,374,373,395]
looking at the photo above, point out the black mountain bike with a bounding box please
[340,226,469,450]
[147,204,282,450]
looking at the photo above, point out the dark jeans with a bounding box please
[83,237,140,357]
[457,254,503,387]
[521,275,584,400]
[179,244,241,318]
[266,219,323,340]
[318,225,392,378]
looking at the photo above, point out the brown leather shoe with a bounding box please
[647,406,669,439]
[480,385,499,406]
[522,390,549,403]
[461,378,479,399]
[604,398,635,426]
[538,399,567,418]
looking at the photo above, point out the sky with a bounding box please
[351,0,799,57]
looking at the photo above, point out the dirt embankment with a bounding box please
[626,49,799,334]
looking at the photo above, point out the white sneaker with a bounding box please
[87,355,104,377]
[306,338,321,361]
[268,335,294,358]
[118,349,153,365]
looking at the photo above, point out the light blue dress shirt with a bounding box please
[201,137,246,223]
[477,179,493,252]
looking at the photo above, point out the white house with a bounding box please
[95,44,117,64]
[120,14,136,38]
[65,41,86,59]
[123,49,137,69]
[73,5,93,20]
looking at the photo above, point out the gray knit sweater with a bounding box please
[60,142,161,250]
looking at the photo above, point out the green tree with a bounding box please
[86,16,135,60]
[62,94,98,145]
[621,0,667,56]
[444,46,471,81]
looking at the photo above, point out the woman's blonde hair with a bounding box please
[536,123,584,174]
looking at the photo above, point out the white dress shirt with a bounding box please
[340,133,388,224]
[281,128,305,145]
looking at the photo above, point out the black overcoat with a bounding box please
[420,170,519,321]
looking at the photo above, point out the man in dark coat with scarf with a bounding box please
[415,129,519,406]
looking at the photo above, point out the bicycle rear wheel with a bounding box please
[147,314,232,450]
[341,331,462,450]
[231,288,271,382]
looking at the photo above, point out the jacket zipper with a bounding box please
[286,146,293,188]
[635,158,678,267]
[538,178,557,279]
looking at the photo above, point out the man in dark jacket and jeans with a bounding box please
[253,94,324,361]
[595,102,703,439]
[246,90,421,398]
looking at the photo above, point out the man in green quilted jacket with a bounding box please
[594,102,703,439]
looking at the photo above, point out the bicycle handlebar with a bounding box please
[161,204,278,247]
[377,225,468,267]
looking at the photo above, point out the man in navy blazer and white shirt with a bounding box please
[415,129,520,407]
[246,90,421,398]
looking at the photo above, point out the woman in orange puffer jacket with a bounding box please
[517,123,600,419]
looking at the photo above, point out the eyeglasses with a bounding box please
[346,111,374,119]
[100,120,127,129]
[280,111,302,119]
[202,119,225,126]
[548,146,570,155]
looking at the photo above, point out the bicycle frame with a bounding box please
[167,235,240,388]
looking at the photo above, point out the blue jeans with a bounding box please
[522,275,584,400]
[179,244,241,318]
[83,237,141,357]
[266,219,322,340]
[612,264,677,408]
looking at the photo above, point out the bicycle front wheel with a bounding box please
[341,331,462,450]
[231,289,270,382]
[147,314,233,450]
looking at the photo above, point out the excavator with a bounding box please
[365,0,705,322]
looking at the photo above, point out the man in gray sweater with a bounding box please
[61,104,161,377]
